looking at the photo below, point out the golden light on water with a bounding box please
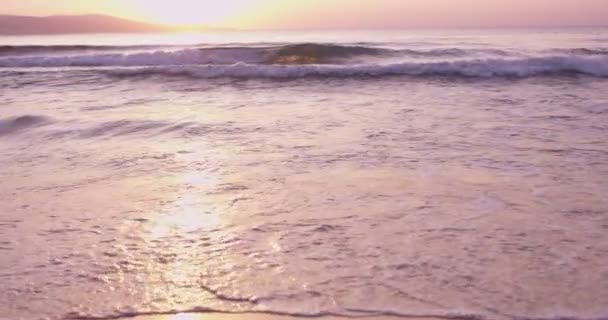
[137,168,232,309]
[148,173,222,238]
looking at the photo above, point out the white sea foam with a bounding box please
[101,56,608,79]
[1,43,606,78]
[0,47,267,67]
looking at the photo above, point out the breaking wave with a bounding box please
[0,43,388,67]
[100,55,608,79]
[1,43,607,78]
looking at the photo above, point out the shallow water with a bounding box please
[1,29,608,320]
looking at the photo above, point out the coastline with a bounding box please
[124,313,434,320]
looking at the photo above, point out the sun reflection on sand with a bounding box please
[148,194,222,237]
[167,314,202,320]
[148,172,222,238]
[136,169,235,308]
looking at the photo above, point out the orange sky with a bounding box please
[2,0,608,29]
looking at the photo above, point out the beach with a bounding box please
[1,29,608,320]
[143,314,435,320]
[124,314,411,320]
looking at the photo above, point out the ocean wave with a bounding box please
[270,43,384,64]
[0,44,173,56]
[398,48,512,57]
[0,43,384,66]
[2,43,607,79]
[98,55,608,79]
[0,47,267,67]
[0,115,51,135]
[552,48,608,55]
[0,43,516,67]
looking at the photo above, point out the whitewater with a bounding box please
[1,42,608,78]
[1,29,608,320]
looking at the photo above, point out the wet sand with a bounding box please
[126,314,423,320]
[4,30,608,320]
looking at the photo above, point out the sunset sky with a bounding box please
[2,0,608,29]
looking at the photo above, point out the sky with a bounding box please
[2,0,608,29]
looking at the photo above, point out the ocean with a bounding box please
[1,29,607,320]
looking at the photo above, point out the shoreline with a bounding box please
[124,313,436,320]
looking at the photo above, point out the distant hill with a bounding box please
[0,14,225,35]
